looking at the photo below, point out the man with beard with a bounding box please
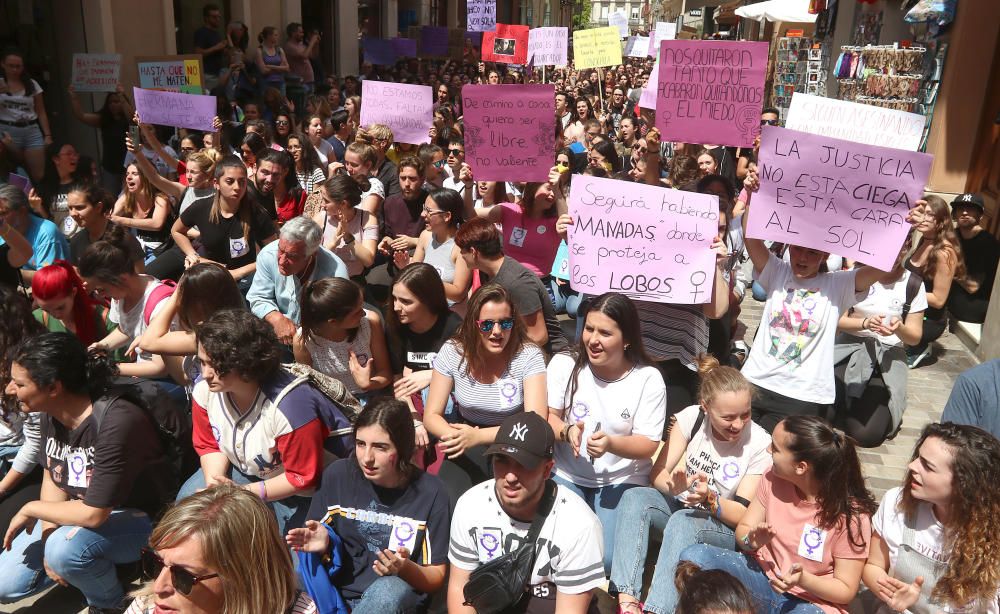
[248,150,305,227]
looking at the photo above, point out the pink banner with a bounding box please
[567,175,719,304]
[654,40,768,148]
[746,126,933,271]
[133,87,216,132]
[462,84,556,182]
[359,81,433,145]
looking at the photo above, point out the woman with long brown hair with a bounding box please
[111,163,171,262]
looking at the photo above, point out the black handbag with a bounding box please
[462,481,557,614]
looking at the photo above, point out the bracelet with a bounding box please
[860,317,869,331]
[257,480,267,501]
[561,423,573,442]
[741,533,755,551]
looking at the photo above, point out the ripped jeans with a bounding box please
[0,508,152,609]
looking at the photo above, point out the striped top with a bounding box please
[127,592,316,613]
[635,301,709,369]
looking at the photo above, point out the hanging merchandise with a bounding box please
[904,0,957,26]
[770,36,830,120]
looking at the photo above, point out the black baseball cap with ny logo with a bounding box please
[485,412,555,469]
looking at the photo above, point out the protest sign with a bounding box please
[528,27,568,66]
[639,59,659,109]
[420,26,450,57]
[655,40,768,148]
[609,11,629,38]
[626,36,650,58]
[391,38,418,57]
[6,173,31,195]
[551,241,570,280]
[746,126,933,271]
[133,87,216,131]
[482,24,530,64]
[71,53,121,92]
[363,38,397,65]
[359,81,432,145]
[463,84,555,182]
[136,55,203,94]
[467,0,497,32]
[647,21,677,57]
[572,27,623,70]
[785,93,926,152]
[567,175,719,304]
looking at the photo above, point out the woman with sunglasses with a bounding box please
[0,332,173,611]
[421,284,547,506]
[273,109,293,149]
[127,483,316,614]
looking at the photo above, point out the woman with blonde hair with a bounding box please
[126,483,315,614]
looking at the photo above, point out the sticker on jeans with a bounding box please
[797,523,828,562]
[497,378,520,410]
[509,226,527,248]
[229,237,249,259]
[66,451,89,488]
[476,528,504,562]
[389,517,419,553]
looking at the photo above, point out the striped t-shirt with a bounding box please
[635,301,709,369]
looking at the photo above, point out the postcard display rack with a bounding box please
[772,37,829,121]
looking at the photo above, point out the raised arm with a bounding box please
[126,132,185,199]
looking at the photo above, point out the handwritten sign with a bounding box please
[609,11,629,38]
[746,126,933,271]
[360,81,432,145]
[647,22,677,57]
[468,0,497,32]
[528,27,568,66]
[463,84,555,182]
[551,241,570,280]
[655,40,768,148]
[133,87,216,132]
[363,38,397,65]
[136,55,204,94]
[568,175,719,304]
[572,27,623,70]
[626,36,650,58]
[785,93,926,152]
[482,24,530,64]
[71,54,121,92]
[420,26,450,57]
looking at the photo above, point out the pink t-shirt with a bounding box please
[499,201,560,277]
[755,470,872,614]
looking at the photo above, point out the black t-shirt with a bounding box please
[487,257,568,354]
[40,397,172,516]
[377,159,401,199]
[959,230,999,297]
[194,26,225,75]
[70,222,145,266]
[100,112,129,173]
[179,196,276,269]
[306,458,451,600]
[391,311,462,374]
[0,244,21,289]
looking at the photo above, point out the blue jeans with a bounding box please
[347,575,426,614]
[177,466,310,536]
[552,475,637,573]
[0,508,152,608]
[679,544,825,614]
[609,487,735,613]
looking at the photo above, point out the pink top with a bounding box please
[498,201,561,277]
[755,470,872,614]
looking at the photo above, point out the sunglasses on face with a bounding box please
[275,120,290,126]
[433,159,447,168]
[760,119,779,126]
[477,318,515,333]
[449,148,464,156]
[141,547,219,595]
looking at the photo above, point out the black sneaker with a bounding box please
[906,344,932,369]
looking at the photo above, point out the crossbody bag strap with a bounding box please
[522,480,557,564]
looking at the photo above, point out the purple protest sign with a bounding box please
[359,81,433,145]
[567,175,719,304]
[6,173,31,195]
[363,38,398,65]
[655,40,768,148]
[462,84,555,182]
[133,87,216,132]
[391,38,418,57]
[746,126,933,271]
[420,26,449,57]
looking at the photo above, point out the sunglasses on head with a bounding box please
[477,318,515,333]
[760,119,779,126]
[141,547,219,595]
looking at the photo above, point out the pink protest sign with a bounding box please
[462,84,556,182]
[359,81,433,145]
[133,87,216,132]
[746,126,933,271]
[567,175,719,304]
[655,40,768,148]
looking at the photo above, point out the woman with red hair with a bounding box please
[31,260,114,346]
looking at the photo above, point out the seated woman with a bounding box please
[610,354,771,613]
[111,163,171,262]
[180,308,353,534]
[861,422,1000,614]
[834,238,926,447]
[422,283,547,508]
[32,260,116,346]
[66,182,144,270]
[546,292,665,572]
[287,399,449,613]
[294,277,392,401]
[313,175,378,284]
[0,333,173,611]
[126,483,316,614]
[681,416,877,614]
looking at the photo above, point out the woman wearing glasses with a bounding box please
[126,483,316,614]
[421,284,547,507]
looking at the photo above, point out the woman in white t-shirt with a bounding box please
[610,355,771,614]
[0,50,52,181]
[546,292,665,572]
[861,422,1000,614]
[329,141,385,218]
[833,237,926,447]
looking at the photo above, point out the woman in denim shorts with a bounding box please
[0,49,52,182]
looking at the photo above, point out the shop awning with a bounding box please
[734,0,817,23]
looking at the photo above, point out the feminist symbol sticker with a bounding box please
[389,518,418,552]
[477,529,502,562]
[797,523,827,562]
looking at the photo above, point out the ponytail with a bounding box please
[78,224,135,284]
[695,354,752,408]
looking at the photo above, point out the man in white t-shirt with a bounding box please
[448,412,605,614]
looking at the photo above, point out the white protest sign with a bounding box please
[609,11,629,38]
[626,36,650,58]
[785,93,926,152]
[360,81,433,144]
[467,0,497,33]
[528,27,568,66]
[639,59,659,109]
[72,54,122,92]
[647,21,677,57]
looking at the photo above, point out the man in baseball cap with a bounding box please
[949,192,998,324]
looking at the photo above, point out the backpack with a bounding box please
[143,280,177,326]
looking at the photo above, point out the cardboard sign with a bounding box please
[391,38,418,58]
[467,0,497,32]
[609,11,629,38]
[647,22,677,57]
[639,59,659,109]
[626,36,650,58]
[463,84,556,182]
[746,126,933,271]
[420,26,450,57]
[528,27,568,67]
[71,53,121,92]
[568,175,719,304]
[363,38,397,66]
[359,81,433,145]
[573,27,623,70]
[482,24,530,64]
[136,55,204,94]
[133,87,216,132]
[655,40,768,148]
[785,93,926,152]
